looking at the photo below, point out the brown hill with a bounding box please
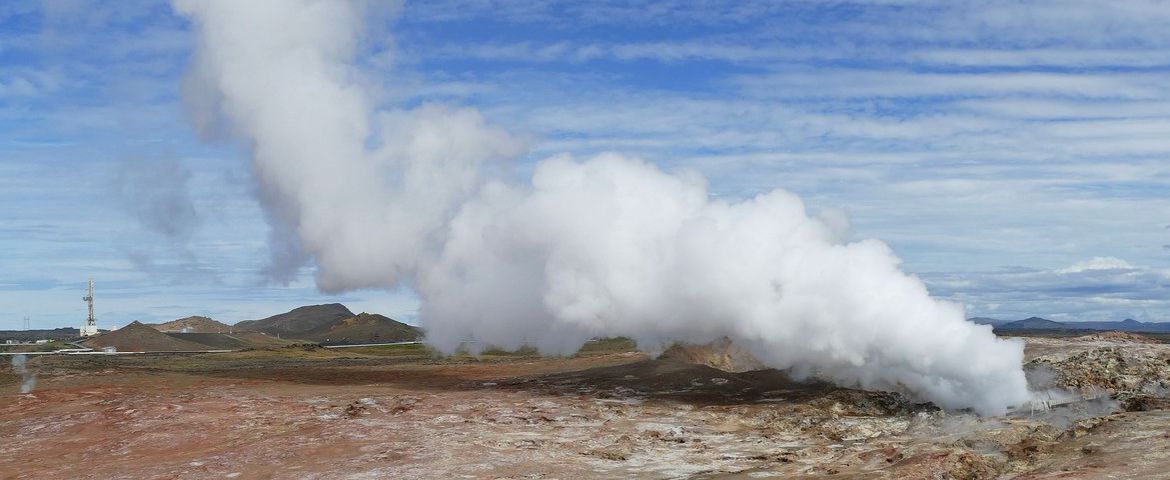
[83,321,212,352]
[234,303,355,338]
[301,313,423,345]
[150,316,235,333]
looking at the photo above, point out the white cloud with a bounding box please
[926,257,1170,321]
[1058,257,1137,274]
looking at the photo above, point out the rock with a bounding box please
[1027,345,1170,397]
[659,337,766,373]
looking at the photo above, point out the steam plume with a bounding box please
[12,354,36,394]
[174,0,1031,415]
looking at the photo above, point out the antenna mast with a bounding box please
[80,279,98,336]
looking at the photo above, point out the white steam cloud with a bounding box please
[174,0,1031,415]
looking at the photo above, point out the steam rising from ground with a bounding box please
[175,0,1031,415]
[12,354,36,394]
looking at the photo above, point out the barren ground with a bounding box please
[3,336,1170,479]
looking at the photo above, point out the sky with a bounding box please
[1,0,1169,330]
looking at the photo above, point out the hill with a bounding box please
[83,321,212,352]
[996,317,1068,330]
[300,313,422,345]
[150,316,235,333]
[234,303,355,338]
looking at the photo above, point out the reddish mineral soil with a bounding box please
[2,337,1170,479]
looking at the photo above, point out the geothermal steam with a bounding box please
[12,354,36,394]
[175,0,1031,415]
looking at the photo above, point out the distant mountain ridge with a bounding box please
[1061,318,1170,332]
[999,317,1067,330]
[969,316,1170,333]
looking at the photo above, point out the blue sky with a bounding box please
[2,0,1169,330]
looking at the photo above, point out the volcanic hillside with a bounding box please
[150,316,234,333]
[234,303,355,338]
[301,312,422,345]
[83,321,211,352]
[233,304,421,344]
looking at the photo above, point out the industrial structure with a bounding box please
[80,279,98,337]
